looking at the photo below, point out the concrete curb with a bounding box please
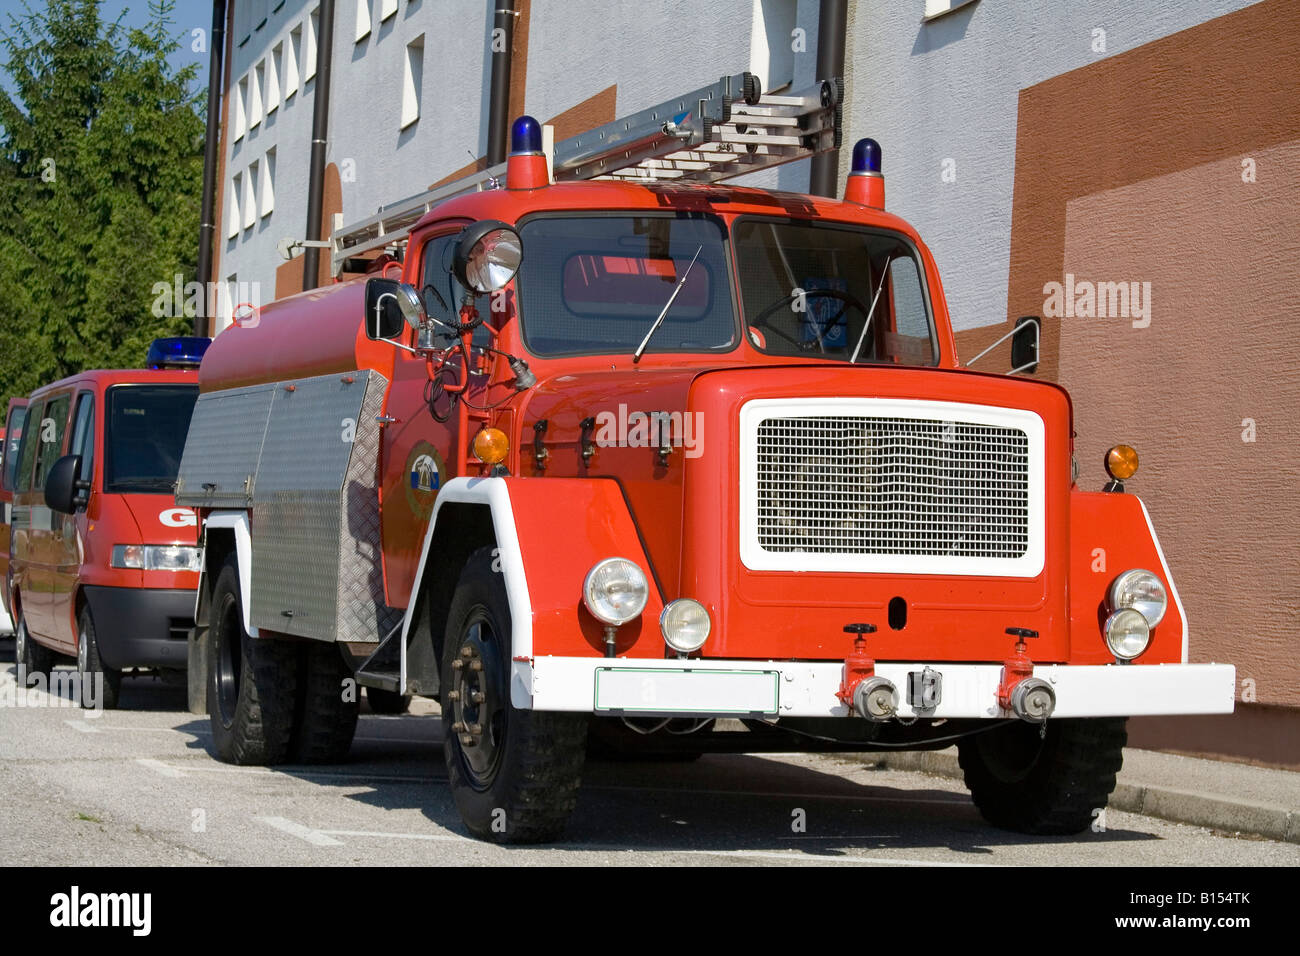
[865,749,1300,844]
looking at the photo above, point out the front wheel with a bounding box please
[958,717,1127,834]
[76,606,121,710]
[441,547,588,843]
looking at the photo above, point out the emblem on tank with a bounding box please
[404,442,444,521]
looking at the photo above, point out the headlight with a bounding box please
[660,598,711,653]
[582,558,648,626]
[1104,607,1151,660]
[112,544,201,572]
[453,220,522,293]
[1108,568,1168,627]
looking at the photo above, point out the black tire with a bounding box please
[441,547,588,844]
[958,717,1127,835]
[15,611,54,685]
[207,554,298,765]
[290,642,359,763]
[366,686,411,715]
[76,606,121,710]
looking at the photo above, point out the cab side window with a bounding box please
[70,393,95,487]
[13,401,43,494]
[2,405,25,491]
[32,394,71,493]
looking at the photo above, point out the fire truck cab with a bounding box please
[177,75,1234,843]
[11,338,208,708]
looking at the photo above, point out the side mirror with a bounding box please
[45,454,85,514]
[1010,316,1039,375]
[364,278,421,340]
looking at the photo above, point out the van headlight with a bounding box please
[1108,568,1168,627]
[582,558,648,626]
[660,599,711,653]
[112,544,201,572]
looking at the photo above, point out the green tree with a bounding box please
[0,0,204,411]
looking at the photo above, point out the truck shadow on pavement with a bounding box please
[176,709,1157,858]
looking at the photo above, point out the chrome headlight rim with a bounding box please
[1108,567,1168,628]
[659,598,711,653]
[581,557,649,626]
[1104,607,1152,661]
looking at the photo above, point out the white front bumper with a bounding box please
[514,657,1237,719]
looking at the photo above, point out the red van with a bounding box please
[1,397,28,633]
[11,338,208,707]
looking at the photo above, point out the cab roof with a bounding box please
[27,367,199,402]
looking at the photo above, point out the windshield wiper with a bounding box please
[849,257,893,365]
[632,245,702,364]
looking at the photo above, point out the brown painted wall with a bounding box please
[986,0,1300,734]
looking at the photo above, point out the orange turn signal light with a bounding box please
[1105,444,1139,481]
[472,427,510,466]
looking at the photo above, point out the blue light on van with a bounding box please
[147,337,211,369]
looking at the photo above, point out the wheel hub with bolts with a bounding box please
[448,617,507,787]
[77,625,89,674]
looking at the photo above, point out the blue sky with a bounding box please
[0,0,211,98]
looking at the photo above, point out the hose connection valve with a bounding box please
[837,623,898,721]
[997,627,1056,723]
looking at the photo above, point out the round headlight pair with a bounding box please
[1104,568,1167,660]
[453,220,522,294]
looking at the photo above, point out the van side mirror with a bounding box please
[45,454,86,514]
[364,278,407,341]
[1010,316,1039,375]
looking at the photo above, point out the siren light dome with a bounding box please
[851,138,882,175]
[510,115,543,155]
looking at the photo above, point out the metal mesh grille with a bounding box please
[754,415,1030,557]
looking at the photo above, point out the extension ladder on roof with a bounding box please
[324,71,843,277]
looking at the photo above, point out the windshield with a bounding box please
[104,385,199,494]
[516,214,736,357]
[732,218,937,365]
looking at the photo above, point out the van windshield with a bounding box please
[104,385,199,494]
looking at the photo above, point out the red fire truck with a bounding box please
[177,74,1234,842]
[11,339,208,708]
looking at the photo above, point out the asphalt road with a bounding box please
[2,641,1297,867]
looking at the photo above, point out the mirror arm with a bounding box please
[965,318,1039,374]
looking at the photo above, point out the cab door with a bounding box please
[25,392,73,645]
[51,391,95,643]
[1,397,30,624]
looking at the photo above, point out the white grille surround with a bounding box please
[738,398,1046,577]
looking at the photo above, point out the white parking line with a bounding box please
[137,758,187,778]
[257,816,344,846]
[688,849,990,867]
[320,829,469,843]
[63,719,102,734]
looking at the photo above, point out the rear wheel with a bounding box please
[958,717,1127,835]
[290,642,359,763]
[207,554,298,765]
[76,606,121,710]
[15,612,54,685]
[441,547,588,843]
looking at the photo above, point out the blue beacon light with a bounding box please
[851,138,882,174]
[510,115,543,155]
[147,336,211,370]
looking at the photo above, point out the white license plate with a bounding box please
[594,668,780,715]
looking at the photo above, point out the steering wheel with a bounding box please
[749,287,874,353]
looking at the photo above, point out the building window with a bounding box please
[923,0,978,20]
[285,28,301,97]
[227,173,241,239]
[249,63,264,128]
[749,0,797,94]
[380,0,397,21]
[260,149,276,218]
[401,35,423,130]
[305,7,319,82]
[265,51,280,114]
[234,75,247,140]
[243,160,258,231]
[356,0,371,42]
